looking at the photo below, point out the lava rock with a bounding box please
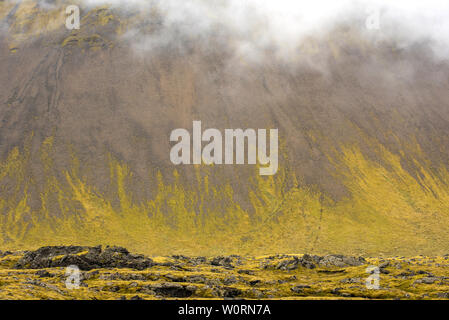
[35,270,54,278]
[291,284,311,293]
[14,246,153,271]
[222,287,242,298]
[149,283,197,298]
[210,256,235,268]
[276,255,316,270]
[414,277,439,284]
[317,255,366,267]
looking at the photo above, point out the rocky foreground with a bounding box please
[0,246,448,300]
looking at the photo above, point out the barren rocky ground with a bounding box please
[0,246,449,300]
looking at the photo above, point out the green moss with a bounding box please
[1,253,449,300]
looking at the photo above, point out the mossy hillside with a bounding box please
[2,1,120,52]
[1,134,449,257]
[2,1,161,53]
[4,0,66,45]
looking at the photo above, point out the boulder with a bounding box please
[14,246,153,271]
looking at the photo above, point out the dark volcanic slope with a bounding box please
[0,1,449,256]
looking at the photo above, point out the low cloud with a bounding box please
[77,0,449,60]
[4,0,449,62]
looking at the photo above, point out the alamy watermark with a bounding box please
[65,5,80,30]
[65,265,80,289]
[365,266,380,289]
[170,121,278,175]
[365,7,381,30]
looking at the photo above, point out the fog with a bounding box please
[5,0,449,62]
[71,0,449,59]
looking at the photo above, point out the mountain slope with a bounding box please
[1,0,449,256]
